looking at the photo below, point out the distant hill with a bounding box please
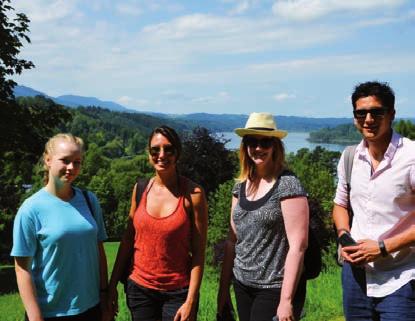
[54,95,132,112]
[170,113,353,132]
[13,85,48,97]
[13,85,133,113]
[309,119,415,144]
[13,84,355,132]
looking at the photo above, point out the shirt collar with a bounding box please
[355,131,402,164]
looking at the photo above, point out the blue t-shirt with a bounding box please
[11,187,107,317]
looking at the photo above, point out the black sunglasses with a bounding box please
[353,107,389,120]
[149,145,176,156]
[243,136,274,149]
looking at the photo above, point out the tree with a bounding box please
[394,119,415,140]
[0,97,71,260]
[179,127,237,196]
[0,0,34,103]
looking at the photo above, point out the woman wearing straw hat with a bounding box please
[217,112,309,321]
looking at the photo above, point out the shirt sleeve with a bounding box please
[88,191,108,242]
[10,202,38,257]
[333,150,348,208]
[278,175,307,199]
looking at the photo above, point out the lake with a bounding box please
[216,131,348,154]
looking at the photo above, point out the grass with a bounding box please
[0,242,345,321]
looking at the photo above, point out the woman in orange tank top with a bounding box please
[106,125,208,321]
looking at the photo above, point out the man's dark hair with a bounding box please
[351,81,395,110]
[148,125,182,160]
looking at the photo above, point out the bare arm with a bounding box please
[15,257,44,321]
[277,196,309,321]
[217,196,238,314]
[174,184,208,321]
[332,203,351,237]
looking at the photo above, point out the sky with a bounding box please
[10,0,415,117]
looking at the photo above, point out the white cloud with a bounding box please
[272,0,407,21]
[116,3,143,16]
[13,0,79,23]
[273,93,296,101]
[117,96,149,108]
[191,91,232,104]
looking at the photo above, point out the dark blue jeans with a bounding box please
[126,278,195,321]
[233,276,306,321]
[342,262,415,321]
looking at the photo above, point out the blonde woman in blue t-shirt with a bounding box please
[11,133,109,321]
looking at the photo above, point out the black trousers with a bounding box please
[126,278,197,321]
[233,276,306,321]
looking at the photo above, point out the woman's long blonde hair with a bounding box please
[237,136,286,184]
[43,133,85,184]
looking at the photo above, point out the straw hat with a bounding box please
[234,112,287,138]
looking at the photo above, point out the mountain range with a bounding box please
[14,84,355,132]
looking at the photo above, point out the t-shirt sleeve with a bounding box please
[88,191,108,242]
[278,175,307,200]
[232,182,241,198]
[10,202,38,257]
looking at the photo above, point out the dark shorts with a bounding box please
[24,304,100,321]
[233,275,306,321]
[126,278,197,321]
[342,262,415,321]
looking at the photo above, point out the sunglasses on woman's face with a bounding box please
[353,106,389,120]
[149,144,176,157]
[243,136,274,149]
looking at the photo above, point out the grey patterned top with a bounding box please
[232,171,307,289]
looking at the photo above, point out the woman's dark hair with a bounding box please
[351,81,395,110]
[148,125,182,160]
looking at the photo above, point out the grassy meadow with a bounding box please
[0,242,344,321]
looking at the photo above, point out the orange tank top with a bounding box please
[130,177,191,291]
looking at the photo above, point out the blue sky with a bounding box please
[11,0,415,117]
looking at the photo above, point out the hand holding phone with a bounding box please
[338,232,357,247]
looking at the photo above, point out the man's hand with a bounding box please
[342,239,383,264]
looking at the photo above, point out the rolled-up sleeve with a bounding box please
[333,151,348,208]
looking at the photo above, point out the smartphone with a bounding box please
[338,232,357,247]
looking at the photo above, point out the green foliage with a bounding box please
[394,119,415,139]
[0,0,34,103]
[180,127,238,195]
[206,180,234,265]
[286,147,341,249]
[308,123,360,144]
[0,97,71,259]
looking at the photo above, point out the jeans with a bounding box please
[233,276,306,321]
[342,262,415,321]
[24,304,100,321]
[126,278,196,321]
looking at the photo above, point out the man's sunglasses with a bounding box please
[243,136,274,149]
[353,107,389,120]
[149,145,176,156]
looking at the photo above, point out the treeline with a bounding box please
[0,96,237,258]
[1,96,340,267]
[309,119,415,144]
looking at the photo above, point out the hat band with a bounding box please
[247,127,275,131]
